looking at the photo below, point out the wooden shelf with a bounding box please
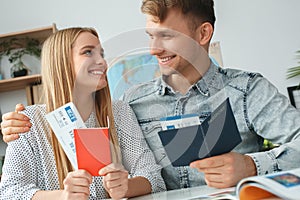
[0,24,56,106]
[0,74,41,92]
[0,24,57,51]
[0,24,56,94]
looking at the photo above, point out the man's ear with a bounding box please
[195,22,214,47]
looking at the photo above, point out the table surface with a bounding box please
[129,186,236,200]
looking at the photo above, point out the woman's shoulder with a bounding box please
[21,104,49,140]
[22,104,47,117]
[112,100,141,135]
[112,100,134,117]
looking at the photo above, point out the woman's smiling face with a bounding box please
[72,31,108,93]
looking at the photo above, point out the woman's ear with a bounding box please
[195,22,214,47]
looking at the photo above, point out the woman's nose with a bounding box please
[95,54,106,66]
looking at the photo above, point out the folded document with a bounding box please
[158,98,241,166]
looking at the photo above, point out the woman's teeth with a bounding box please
[90,71,104,75]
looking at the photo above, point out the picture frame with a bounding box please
[287,85,300,108]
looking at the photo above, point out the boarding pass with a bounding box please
[160,113,200,131]
[45,102,86,169]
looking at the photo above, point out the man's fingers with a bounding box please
[3,134,20,143]
[190,157,225,169]
[2,112,29,122]
[1,119,31,129]
[2,126,30,134]
[205,173,223,183]
[205,179,228,189]
[15,104,25,112]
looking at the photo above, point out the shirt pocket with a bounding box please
[139,119,167,164]
[199,112,211,123]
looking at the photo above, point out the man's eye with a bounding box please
[162,34,172,38]
[147,34,154,39]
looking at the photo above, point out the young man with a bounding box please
[122,0,300,190]
[2,0,300,191]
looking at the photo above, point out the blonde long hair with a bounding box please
[41,27,121,188]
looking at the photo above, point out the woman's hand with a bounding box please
[1,104,31,143]
[99,163,129,199]
[62,170,93,200]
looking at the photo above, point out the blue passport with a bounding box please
[158,98,241,167]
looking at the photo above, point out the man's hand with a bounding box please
[190,152,257,188]
[1,104,31,143]
[99,163,129,199]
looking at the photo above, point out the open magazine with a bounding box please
[189,168,300,200]
[236,168,300,200]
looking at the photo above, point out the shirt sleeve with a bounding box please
[245,75,300,175]
[113,101,166,193]
[0,129,40,199]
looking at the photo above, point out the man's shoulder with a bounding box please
[123,79,159,102]
[220,67,262,79]
[219,67,263,91]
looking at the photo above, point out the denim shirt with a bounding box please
[122,62,300,190]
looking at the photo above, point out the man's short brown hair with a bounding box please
[141,0,216,31]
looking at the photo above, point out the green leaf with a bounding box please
[0,37,41,67]
[287,51,300,80]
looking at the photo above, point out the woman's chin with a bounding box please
[95,80,108,91]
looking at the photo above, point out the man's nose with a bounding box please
[149,39,164,55]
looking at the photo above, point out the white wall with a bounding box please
[213,0,300,96]
[0,0,145,113]
[1,0,300,113]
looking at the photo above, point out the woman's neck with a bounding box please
[73,94,94,122]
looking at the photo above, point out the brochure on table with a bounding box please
[236,167,300,200]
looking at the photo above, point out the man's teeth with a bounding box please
[161,56,172,62]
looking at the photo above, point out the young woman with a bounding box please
[0,27,165,200]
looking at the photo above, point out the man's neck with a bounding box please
[165,74,200,95]
[164,62,211,95]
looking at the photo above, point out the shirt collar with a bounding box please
[155,77,174,95]
[155,60,221,96]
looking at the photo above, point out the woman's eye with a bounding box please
[83,50,92,56]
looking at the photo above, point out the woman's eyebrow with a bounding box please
[81,45,96,49]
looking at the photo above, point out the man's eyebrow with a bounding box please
[145,30,151,35]
[145,29,173,36]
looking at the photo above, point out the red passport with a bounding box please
[74,128,111,176]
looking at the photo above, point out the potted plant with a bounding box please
[286,50,300,108]
[0,37,41,78]
[287,50,300,85]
